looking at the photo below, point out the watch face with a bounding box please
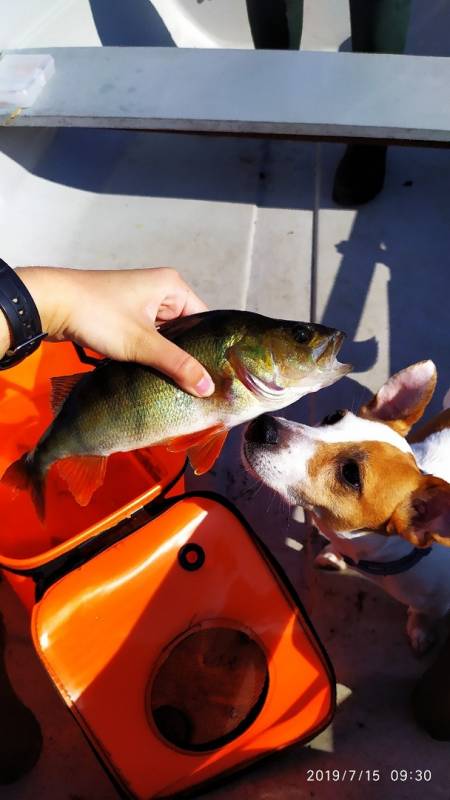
[148,623,269,751]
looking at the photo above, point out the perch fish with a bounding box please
[2,310,350,516]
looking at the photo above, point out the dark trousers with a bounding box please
[245,0,411,54]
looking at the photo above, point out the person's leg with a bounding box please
[333,0,412,205]
[349,0,411,54]
[0,613,42,783]
[412,631,450,740]
[246,0,303,50]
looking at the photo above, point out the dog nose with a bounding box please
[245,415,279,445]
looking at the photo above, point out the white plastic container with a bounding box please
[0,53,54,107]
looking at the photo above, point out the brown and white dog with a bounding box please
[242,360,450,655]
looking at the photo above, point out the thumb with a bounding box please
[139,330,215,397]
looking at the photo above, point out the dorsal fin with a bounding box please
[50,372,86,415]
[157,311,212,342]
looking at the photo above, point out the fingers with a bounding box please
[154,288,208,324]
[131,329,215,398]
[145,268,209,320]
[130,270,212,396]
[180,286,209,316]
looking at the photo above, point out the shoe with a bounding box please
[332,144,387,206]
[0,614,43,783]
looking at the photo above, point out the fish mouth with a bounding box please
[315,330,344,362]
[316,331,352,376]
[319,357,353,386]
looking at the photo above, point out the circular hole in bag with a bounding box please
[148,624,269,752]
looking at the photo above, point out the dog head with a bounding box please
[243,360,450,546]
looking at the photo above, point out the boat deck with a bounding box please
[1,1,449,798]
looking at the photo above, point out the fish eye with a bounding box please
[292,324,313,345]
[322,409,347,425]
[340,460,361,491]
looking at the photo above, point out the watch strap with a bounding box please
[0,259,46,370]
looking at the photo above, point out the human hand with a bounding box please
[6,267,215,397]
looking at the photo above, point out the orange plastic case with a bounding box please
[0,342,186,608]
[0,343,335,799]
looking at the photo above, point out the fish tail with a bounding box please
[2,451,46,520]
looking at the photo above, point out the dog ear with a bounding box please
[359,360,437,436]
[387,475,450,547]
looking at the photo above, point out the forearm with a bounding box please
[0,267,73,360]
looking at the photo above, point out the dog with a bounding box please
[242,360,450,655]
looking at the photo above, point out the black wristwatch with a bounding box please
[0,259,47,370]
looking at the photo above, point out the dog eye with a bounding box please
[340,460,361,490]
[322,409,346,425]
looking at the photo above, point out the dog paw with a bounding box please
[314,549,347,572]
[407,611,437,656]
[408,627,436,656]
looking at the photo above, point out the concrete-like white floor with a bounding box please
[1,1,450,798]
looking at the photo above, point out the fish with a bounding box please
[1,310,350,518]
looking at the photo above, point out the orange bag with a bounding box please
[0,342,186,608]
[0,343,335,799]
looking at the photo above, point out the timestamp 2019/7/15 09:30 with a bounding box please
[305,768,432,783]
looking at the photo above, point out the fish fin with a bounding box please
[50,373,86,415]
[165,425,225,454]
[157,312,212,342]
[2,452,45,520]
[187,429,228,476]
[56,455,108,506]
